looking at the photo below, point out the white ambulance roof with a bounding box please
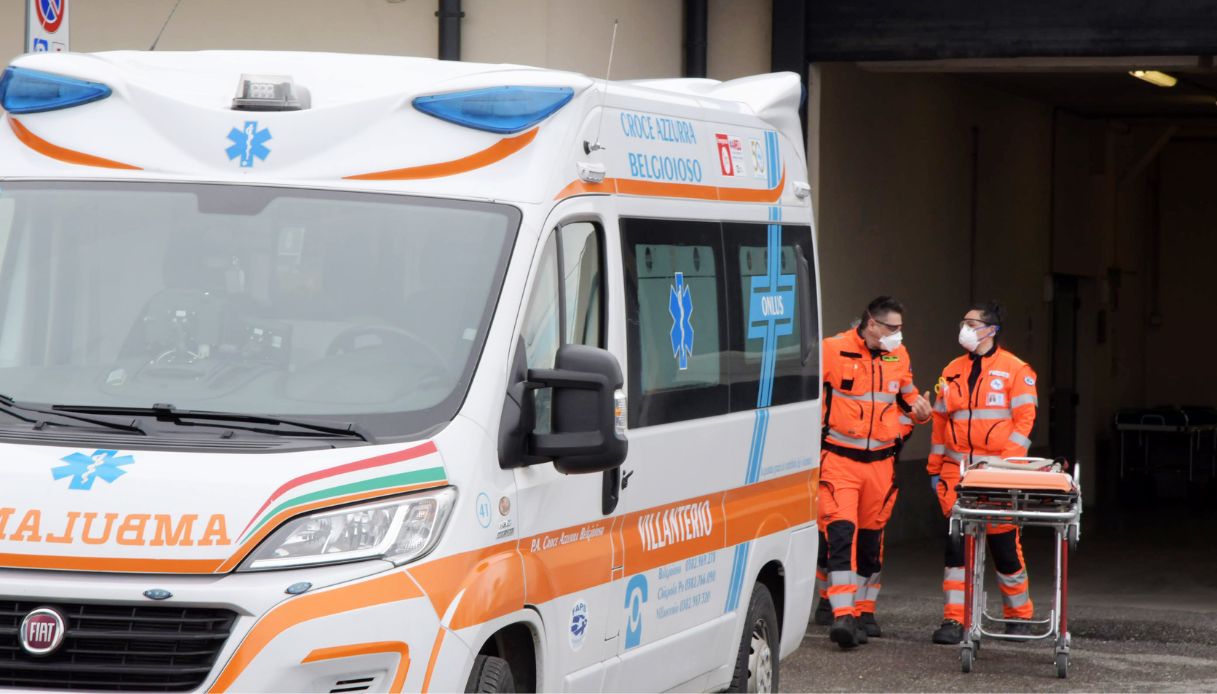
[1,51,805,207]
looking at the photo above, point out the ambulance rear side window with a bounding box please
[622,218,729,427]
[622,218,820,428]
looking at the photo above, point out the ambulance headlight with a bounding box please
[413,86,574,133]
[0,67,112,114]
[239,487,456,571]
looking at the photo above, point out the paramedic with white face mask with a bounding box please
[814,296,932,648]
[927,302,1040,644]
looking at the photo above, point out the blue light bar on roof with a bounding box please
[412,86,574,134]
[0,67,112,114]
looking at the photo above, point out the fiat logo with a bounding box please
[19,607,67,656]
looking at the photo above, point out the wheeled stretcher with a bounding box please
[948,456,1082,679]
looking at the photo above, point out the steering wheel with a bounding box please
[325,324,451,374]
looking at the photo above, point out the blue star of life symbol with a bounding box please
[51,450,134,491]
[669,272,695,370]
[747,226,796,407]
[226,121,272,168]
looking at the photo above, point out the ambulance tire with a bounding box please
[727,584,780,693]
[465,654,515,693]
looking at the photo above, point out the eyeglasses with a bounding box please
[960,319,993,330]
[872,317,903,332]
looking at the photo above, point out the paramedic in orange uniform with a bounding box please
[927,302,1039,644]
[817,296,932,649]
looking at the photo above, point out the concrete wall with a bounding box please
[809,63,1055,538]
[1,0,771,82]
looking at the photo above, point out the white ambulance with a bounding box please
[0,51,821,693]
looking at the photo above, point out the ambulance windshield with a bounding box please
[0,182,518,441]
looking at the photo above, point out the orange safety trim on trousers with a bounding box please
[208,571,421,693]
[301,641,409,692]
[420,628,446,693]
[997,581,1028,596]
[555,168,786,203]
[345,128,537,180]
[943,580,966,592]
[9,117,142,170]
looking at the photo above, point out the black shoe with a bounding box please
[1005,621,1033,636]
[932,619,963,644]
[859,612,882,638]
[829,615,859,649]
[855,621,869,645]
[813,598,833,626]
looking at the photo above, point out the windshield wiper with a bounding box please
[0,393,147,435]
[52,403,375,443]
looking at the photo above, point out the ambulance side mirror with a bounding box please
[499,340,628,474]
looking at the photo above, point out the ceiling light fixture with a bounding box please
[1129,70,1178,88]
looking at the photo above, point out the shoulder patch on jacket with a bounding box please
[881,355,899,362]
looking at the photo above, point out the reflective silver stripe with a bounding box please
[933,399,947,413]
[826,429,897,451]
[827,570,856,610]
[862,571,882,602]
[1010,394,1038,409]
[898,415,913,426]
[944,567,965,582]
[829,570,854,586]
[996,570,1027,586]
[1002,590,1031,608]
[901,384,917,394]
[950,408,1012,421]
[834,390,898,404]
[1009,432,1032,448]
[930,444,946,456]
[945,590,965,605]
[945,449,967,463]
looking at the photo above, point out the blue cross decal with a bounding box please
[747,226,796,409]
[225,121,272,168]
[51,450,134,491]
[669,272,695,370]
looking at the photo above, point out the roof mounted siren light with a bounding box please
[232,74,310,112]
[0,67,112,114]
[412,86,574,134]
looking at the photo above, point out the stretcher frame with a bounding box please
[947,456,1082,679]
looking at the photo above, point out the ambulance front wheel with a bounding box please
[465,654,516,693]
[727,583,779,693]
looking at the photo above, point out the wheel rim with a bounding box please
[748,618,773,693]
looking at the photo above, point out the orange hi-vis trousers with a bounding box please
[936,465,1033,621]
[818,450,898,619]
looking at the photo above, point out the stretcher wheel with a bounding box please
[1055,652,1068,679]
[961,646,974,673]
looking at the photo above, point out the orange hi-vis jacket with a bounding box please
[928,346,1038,476]
[821,328,920,458]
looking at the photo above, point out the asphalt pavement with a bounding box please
[781,510,1217,691]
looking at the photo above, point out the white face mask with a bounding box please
[958,325,980,352]
[879,330,903,352]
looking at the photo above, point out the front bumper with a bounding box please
[0,561,466,693]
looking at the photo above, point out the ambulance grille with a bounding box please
[0,600,237,691]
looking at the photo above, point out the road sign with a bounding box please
[26,0,70,54]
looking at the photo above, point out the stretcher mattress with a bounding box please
[958,468,1075,493]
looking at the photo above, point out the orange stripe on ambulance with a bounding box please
[637,500,714,552]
